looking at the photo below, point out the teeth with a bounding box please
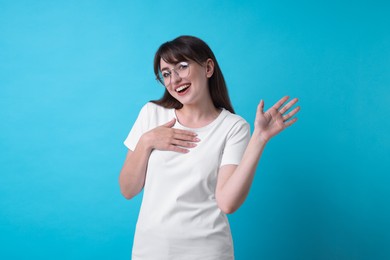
[176,84,190,92]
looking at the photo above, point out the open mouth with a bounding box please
[175,84,190,94]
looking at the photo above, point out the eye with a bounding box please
[177,62,189,71]
[161,71,171,78]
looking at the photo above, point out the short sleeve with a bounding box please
[220,120,251,166]
[124,104,150,151]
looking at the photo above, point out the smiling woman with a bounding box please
[119,35,300,259]
[152,36,235,115]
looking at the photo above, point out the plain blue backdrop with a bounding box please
[1,0,389,259]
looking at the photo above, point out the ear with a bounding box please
[205,58,215,78]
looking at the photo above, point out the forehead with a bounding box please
[160,59,182,71]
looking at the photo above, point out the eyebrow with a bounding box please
[160,66,170,71]
[160,63,177,71]
[160,61,187,72]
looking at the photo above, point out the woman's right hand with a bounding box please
[141,118,200,153]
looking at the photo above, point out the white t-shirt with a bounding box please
[124,102,250,260]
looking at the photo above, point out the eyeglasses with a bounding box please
[157,61,190,86]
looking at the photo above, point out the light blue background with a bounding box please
[1,0,389,259]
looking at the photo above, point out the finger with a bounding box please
[271,96,290,110]
[173,128,198,137]
[284,117,298,127]
[168,145,190,153]
[259,100,264,114]
[282,106,300,121]
[171,139,198,148]
[163,118,176,128]
[174,133,200,142]
[258,100,264,114]
[255,100,265,119]
[279,98,299,114]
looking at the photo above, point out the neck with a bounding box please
[176,100,221,128]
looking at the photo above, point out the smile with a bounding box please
[175,84,191,93]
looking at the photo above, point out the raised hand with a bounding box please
[143,118,200,153]
[255,96,300,142]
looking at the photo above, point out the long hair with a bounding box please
[151,35,235,114]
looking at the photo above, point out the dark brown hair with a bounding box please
[151,35,235,114]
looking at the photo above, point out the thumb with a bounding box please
[257,100,264,116]
[163,118,176,128]
[259,100,264,113]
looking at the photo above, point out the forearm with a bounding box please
[119,119,199,199]
[218,129,267,213]
[119,136,152,199]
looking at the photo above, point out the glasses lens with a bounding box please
[176,62,190,78]
[156,71,165,85]
[158,61,190,86]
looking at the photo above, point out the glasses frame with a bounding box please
[156,61,191,86]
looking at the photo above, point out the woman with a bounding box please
[119,35,300,259]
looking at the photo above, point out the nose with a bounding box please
[170,70,181,85]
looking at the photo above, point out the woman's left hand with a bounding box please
[255,96,300,142]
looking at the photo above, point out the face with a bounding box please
[159,58,214,106]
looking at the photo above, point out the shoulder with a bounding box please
[222,109,250,128]
[137,102,174,127]
[139,102,171,115]
[219,109,250,138]
[141,101,164,111]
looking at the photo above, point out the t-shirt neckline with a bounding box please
[171,108,228,132]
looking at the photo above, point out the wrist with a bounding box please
[253,128,270,145]
[138,133,154,153]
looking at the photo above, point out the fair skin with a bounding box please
[119,58,300,214]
